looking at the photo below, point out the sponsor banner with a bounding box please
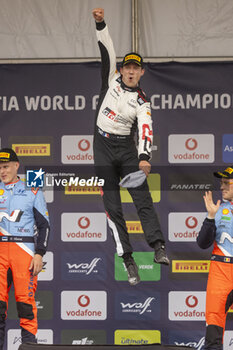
[169,291,206,321]
[61,291,107,320]
[12,143,50,156]
[169,212,206,242]
[120,174,160,203]
[64,184,101,195]
[8,290,53,320]
[126,221,143,234]
[172,260,210,273]
[168,134,214,163]
[61,213,107,242]
[224,331,233,350]
[115,291,160,321]
[61,135,94,164]
[115,252,160,282]
[7,329,53,350]
[61,330,107,345]
[35,291,54,320]
[114,330,161,345]
[170,330,233,350]
[168,330,205,350]
[38,251,54,281]
[61,252,106,280]
[223,134,233,163]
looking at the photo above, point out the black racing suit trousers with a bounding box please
[94,130,165,256]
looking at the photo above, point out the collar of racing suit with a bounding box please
[117,76,140,93]
[3,177,20,190]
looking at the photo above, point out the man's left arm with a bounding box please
[29,190,50,276]
[137,93,153,176]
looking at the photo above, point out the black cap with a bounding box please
[122,52,143,67]
[214,166,233,179]
[0,148,19,162]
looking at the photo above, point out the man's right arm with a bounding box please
[197,191,220,249]
[197,218,216,249]
[92,8,117,90]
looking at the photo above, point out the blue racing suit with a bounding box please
[197,200,233,350]
[0,178,50,347]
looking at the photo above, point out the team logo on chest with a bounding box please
[0,210,24,222]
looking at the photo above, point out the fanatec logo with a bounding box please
[120,297,155,314]
[67,258,101,275]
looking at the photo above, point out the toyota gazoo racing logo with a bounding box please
[185,216,198,229]
[78,295,90,307]
[78,216,90,229]
[185,295,198,308]
[185,138,198,151]
[78,139,90,152]
[120,297,155,315]
[67,257,101,275]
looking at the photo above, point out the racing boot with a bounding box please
[154,240,170,265]
[123,253,140,286]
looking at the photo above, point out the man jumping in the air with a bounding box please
[92,8,169,286]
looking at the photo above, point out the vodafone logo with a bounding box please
[62,136,94,164]
[169,212,206,242]
[78,139,90,151]
[185,138,198,151]
[61,213,107,242]
[168,134,214,163]
[78,217,90,229]
[185,216,198,229]
[61,291,107,320]
[185,295,198,308]
[78,295,90,307]
[169,291,205,321]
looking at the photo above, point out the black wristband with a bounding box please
[139,154,150,161]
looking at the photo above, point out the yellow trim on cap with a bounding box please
[218,172,228,177]
[0,152,10,158]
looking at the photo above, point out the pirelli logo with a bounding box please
[125,54,141,63]
[0,152,10,158]
[64,185,101,195]
[172,260,210,273]
[126,221,143,233]
[12,144,50,156]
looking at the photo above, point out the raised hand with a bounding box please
[203,191,221,219]
[92,8,104,23]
